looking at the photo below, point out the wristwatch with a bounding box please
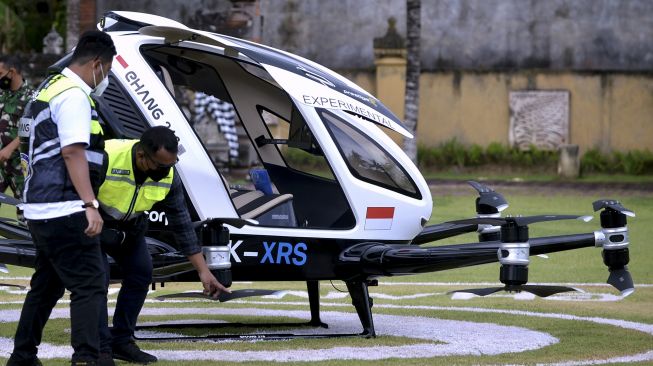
[82,199,100,209]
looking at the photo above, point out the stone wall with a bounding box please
[97,0,653,71]
[346,70,653,153]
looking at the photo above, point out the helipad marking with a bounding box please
[0,307,557,361]
[374,281,653,288]
[0,289,630,303]
[0,301,650,363]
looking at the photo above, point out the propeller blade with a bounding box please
[152,262,195,278]
[445,217,505,226]
[0,283,26,290]
[445,215,591,227]
[519,285,578,297]
[512,215,592,226]
[450,285,578,298]
[468,181,509,212]
[607,268,635,296]
[448,287,505,297]
[218,289,282,302]
[592,199,635,217]
[0,192,20,206]
[0,217,18,224]
[155,289,282,302]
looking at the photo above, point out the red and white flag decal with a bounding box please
[116,55,128,68]
[365,207,395,230]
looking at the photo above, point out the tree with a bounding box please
[403,0,421,164]
[0,1,25,53]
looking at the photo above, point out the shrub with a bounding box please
[416,140,558,171]
[580,148,653,175]
[580,148,609,173]
[485,142,507,163]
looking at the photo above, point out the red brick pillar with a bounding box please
[79,0,97,33]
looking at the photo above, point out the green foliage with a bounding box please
[417,140,558,171]
[581,148,653,175]
[282,147,326,170]
[0,0,66,53]
[417,140,653,176]
[0,1,25,53]
[485,142,508,163]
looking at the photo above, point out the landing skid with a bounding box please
[135,331,364,341]
[134,280,377,341]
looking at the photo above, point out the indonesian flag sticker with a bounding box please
[116,55,128,68]
[365,207,395,230]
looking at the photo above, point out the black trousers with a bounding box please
[99,219,152,351]
[11,212,106,363]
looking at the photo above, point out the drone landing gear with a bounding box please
[346,280,376,338]
[307,280,328,328]
[134,281,380,341]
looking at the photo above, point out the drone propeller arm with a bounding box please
[348,232,600,276]
[529,233,597,255]
[411,223,480,244]
[0,239,37,268]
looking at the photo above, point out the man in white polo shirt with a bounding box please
[8,31,116,366]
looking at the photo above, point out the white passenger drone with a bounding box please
[0,11,637,340]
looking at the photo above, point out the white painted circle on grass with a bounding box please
[0,307,555,361]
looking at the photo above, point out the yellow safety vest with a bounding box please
[34,74,104,140]
[98,139,173,221]
[20,73,107,202]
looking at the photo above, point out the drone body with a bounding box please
[0,11,635,339]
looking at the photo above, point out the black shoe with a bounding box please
[98,352,116,366]
[112,341,157,364]
[6,356,42,366]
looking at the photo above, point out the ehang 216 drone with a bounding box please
[0,11,636,340]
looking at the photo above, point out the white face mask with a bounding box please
[92,64,109,96]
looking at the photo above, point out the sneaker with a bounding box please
[112,341,157,364]
[99,352,116,366]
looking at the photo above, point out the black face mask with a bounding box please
[0,72,11,91]
[148,167,171,182]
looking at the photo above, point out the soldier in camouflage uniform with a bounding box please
[0,55,34,219]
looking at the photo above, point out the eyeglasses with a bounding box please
[144,150,178,169]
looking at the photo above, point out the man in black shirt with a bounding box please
[97,126,228,364]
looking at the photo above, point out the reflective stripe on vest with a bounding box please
[35,74,104,138]
[21,74,106,203]
[98,139,174,220]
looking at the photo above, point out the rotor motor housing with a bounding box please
[598,208,630,270]
[200,224,232,287]
[498,223,530,286]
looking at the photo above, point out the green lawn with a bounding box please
[0,186,652,365]
[423,170,653,184]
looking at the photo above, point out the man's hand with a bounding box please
[0,138,19,164]
[84,207,103,237]
[0,146,13,164]
[198,269,230,299]
[186,252,231,299]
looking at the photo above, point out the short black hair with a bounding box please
[140,126,179,156]
[71,30,116,64]
[0,55,22,73]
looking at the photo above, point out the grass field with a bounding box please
[0,184,652,365]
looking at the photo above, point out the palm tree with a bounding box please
[403,0,421,164]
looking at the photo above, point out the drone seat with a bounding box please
[219,173,297,226]
[229,189,296,226]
